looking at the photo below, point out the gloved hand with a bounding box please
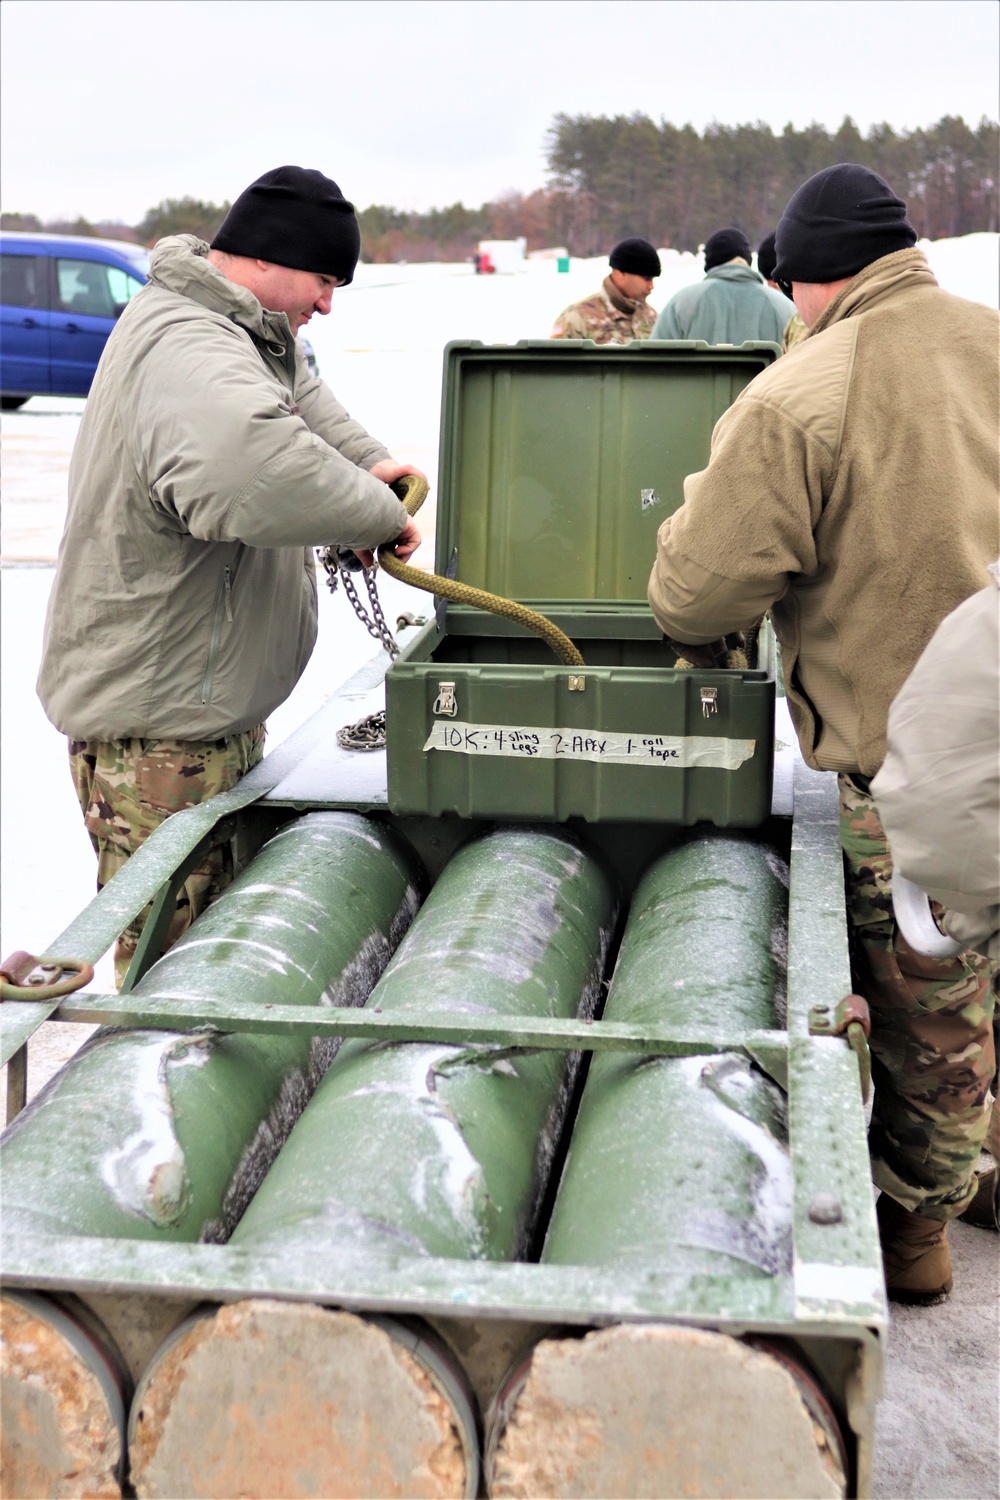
[334,545,365,573]
[667,632,749,670]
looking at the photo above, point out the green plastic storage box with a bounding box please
[386,339,779,826]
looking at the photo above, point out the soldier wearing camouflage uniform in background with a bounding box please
[550,237,660,343]
[39,167,424,986]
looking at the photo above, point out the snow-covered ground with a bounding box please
[2,237,998,1498]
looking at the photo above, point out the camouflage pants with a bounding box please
[840,774,996,1219]
[70,729,265,988]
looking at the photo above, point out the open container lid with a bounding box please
[434,339,780,604]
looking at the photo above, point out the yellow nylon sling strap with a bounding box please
[377,474,585,667]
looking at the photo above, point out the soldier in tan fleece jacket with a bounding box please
[647,164,1000,1304]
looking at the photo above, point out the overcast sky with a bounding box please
[2,0,997,223]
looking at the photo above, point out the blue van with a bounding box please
[0,232,149,408]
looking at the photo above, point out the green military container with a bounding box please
[386,339,780,825]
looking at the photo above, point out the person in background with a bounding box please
[647,163,999,1303]
[757,231,808,351]
[37,166,424,986]
[652,225,794,345]
[549,238,660,343]
[872,562,1000,1231]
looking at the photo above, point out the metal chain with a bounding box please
[319,540,401,657]
[336,710,387,752]
[317,546,399,660]
[318,547,395,752]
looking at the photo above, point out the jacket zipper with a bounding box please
[200,565,232,705]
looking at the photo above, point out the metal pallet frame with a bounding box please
[0,663,886,1494]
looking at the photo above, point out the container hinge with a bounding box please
[568,675,586,692]
[433,682,458,717]
[700,686,718,718]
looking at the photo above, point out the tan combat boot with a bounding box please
[876,1193,953,1304]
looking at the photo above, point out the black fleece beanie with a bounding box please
[609,237,661,278]
[211,166,361,285]
[756,232,778,282]
[704,227,752,270]
[773,163,916,284]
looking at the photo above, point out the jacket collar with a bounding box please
[810,248,939,337]
[148,234,292,353]
[705,263,763,284]
[602,274,643,316]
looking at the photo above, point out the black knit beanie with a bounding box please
[704,227,752,271]
[609,237,661,278]
[773,163,916,284]
[211,166,361,285]
[756,232,778,282]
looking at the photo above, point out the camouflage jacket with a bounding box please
[38,236,408,742]
[550,277,657,343]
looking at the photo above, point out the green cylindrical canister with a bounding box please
[128,827,618,1500]
[543,830,790,1278]
[231,825,618,1262]
[0,812,422,1243]
[0,1291,130,1500]
[128,1303,481,1500]
[487,1324,848,1500]
[485,834,849,1499]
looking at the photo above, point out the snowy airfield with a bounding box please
[2,238,998,1498]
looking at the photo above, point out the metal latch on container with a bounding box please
[433,682,458,717]
[700,687,718,718]
[809,993,872,1102]
[568,675,586,692]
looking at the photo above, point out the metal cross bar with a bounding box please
[52,994,788,1059]
[0,1230,791,1327]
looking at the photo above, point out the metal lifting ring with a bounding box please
[0,952,95,1002]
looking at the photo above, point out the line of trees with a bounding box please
[3,115,996,262]
[543,113,999,254]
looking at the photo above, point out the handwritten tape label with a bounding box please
[422,722,755,770]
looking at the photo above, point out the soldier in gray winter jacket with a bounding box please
[37,166,424,982]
